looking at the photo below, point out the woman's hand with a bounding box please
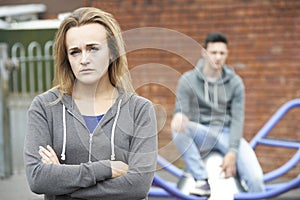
[39,145,61,165]
[110,161,128,178]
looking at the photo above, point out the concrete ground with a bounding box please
[0,170,43,200]
[0,170,299,200]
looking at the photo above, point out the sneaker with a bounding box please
[189,180,211,196]
[177,172,196,195]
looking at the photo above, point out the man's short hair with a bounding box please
[204,32,228,49]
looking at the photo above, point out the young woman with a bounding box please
[24,7,157,200]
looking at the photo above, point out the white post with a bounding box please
[0,43,12,178]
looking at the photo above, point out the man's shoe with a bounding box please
[189,180,211,196]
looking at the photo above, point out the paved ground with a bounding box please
[0,170,299,200]
[0,170,42,200]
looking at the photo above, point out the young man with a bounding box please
[171,32,264,196]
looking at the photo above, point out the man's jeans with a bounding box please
[172,122,265,192]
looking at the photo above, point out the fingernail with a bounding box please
[47,145,50,149]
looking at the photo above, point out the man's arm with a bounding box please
[229,77,245,153]
[221,77,245,178]
[172,74,198,132]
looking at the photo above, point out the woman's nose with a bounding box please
[80,51,90,65]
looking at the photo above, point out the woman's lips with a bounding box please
[80,68,95,73]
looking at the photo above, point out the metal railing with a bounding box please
[10,40,54,97]
[0,40,55,177]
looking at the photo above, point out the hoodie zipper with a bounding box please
[88,134,93,163]
[64,98,122,163]
[66,109,94,163]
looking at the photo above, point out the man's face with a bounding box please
[205,42,228,71]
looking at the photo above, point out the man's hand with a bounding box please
[111,161,128,178]
[220,151,237,178]
[39,145,61,164]
[171,113,189,132]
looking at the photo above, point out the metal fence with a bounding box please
[0,2,60,179]
[10,41,54,94]
[0,40,55,177]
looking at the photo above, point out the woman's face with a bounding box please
[66,23,110,85]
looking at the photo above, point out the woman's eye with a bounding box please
[70,50,80,56]
[90,46,99,51]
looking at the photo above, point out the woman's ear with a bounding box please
[109,53,116,63]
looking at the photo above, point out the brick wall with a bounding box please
[86,0,300,179]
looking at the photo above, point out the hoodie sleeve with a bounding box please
[174,73,199,120]
[228,76,245,153]
[24,96,112,195]
[70,98,158,200]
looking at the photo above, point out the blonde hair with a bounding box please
[52,7,134,99]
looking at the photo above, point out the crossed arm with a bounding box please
[38,145,128,178]
[25,96,157,199]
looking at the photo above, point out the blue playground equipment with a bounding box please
[149,99,300,199]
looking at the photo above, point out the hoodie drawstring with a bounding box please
[60,99,122,162]
[204,81,209,103]
[61,104,66,161]
[204,81,218,108]
[213,84,218,108]
[111,99,122,161]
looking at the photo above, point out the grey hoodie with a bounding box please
[24,89,157,200]
[174,59,245,153]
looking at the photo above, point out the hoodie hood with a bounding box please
[194,59,236,108]
[49,88,134,162]
[195,59,236,84]
[49,88,133,115]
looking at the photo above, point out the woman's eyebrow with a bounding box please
[86,42,102,47]
[67,42,103,51]
[68,46,79,51]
